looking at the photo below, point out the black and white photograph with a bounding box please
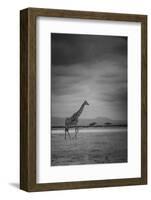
[51,33,127,166]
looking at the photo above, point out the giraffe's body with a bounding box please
[65,100,89,139]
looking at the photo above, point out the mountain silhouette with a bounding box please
[51,116,127,126]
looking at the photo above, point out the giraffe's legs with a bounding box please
[65,127,71,139]
[65,128,67,140]
[74,126,79,138]
[67,129,71,139]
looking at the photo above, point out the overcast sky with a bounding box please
[51,33,127,121]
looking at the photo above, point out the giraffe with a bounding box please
[65,100,89,139]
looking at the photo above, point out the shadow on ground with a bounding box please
[9,183,19,189]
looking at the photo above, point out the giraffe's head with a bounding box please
[84,100,89,106]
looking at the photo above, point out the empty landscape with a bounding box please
[51,127,127,166]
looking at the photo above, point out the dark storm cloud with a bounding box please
[99,86,127,120]
[51,63,91,96]
[51,33,127,66]
[52,75,83,96]
[102,87,127,103]
[97,72,127,85]
[51,64,84,77]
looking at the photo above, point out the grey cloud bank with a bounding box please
[51,33,127,121]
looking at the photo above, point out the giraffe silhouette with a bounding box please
[65,100,89,139]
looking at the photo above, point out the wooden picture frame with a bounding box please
[20,7,147,192]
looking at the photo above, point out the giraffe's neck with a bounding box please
[76,103,85,118]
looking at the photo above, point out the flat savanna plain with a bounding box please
[51,127,127,166]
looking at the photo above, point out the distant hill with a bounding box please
[51,116,127,126]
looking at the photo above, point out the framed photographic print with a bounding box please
[20,8,147,191]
